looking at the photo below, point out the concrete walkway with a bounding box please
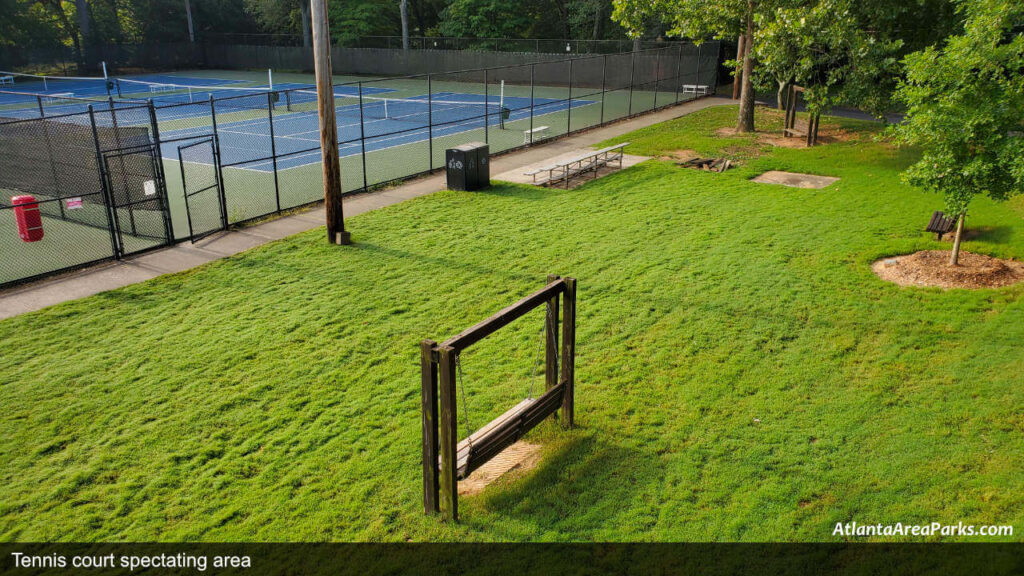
[0,96,732,320]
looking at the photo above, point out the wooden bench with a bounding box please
[925,210,957,240]
[0,75,13,86]
[524,142,629,188]
[681,84,710,95]
[523,125,550,144]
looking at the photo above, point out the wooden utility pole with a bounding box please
[311,0,351,245]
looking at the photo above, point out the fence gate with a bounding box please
[177,138,226,242]
[101,143,173,257]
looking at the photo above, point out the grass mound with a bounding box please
[1,105,1022,542]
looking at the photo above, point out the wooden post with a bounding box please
[437,345,459,521]
[732,34,745,100]
[420,340,439,515]
[545,274,560,393]
[560,277,576,428]
[310,0,351,245]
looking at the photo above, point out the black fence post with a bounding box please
[567,59,573,133]
[600,55,607,125]
[266,91,281,212]
[88,105,121,260]
[675,44,684,104]
[427,74,434,170]
[208,96,229,230]
[628,50,636,116]
[529,64,535,143]
[654,48,663,109]
[36,96,45,118]
[358,82,369,191]
[147,100,174,244]
[484,68,488,145]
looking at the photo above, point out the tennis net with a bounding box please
[284,89,509,127]
[0,70,113,96]
[116,78,278,106]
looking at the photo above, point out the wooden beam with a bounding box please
[437,345,458,521]
[310,0,350,245]
[440,279,566,353]
[561,277,576,427]
[420,340,439,515]
[545,274,560,393]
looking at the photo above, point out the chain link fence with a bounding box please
[1,43,719,289]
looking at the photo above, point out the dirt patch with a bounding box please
[458,441,543,496]
[751,170,839,189]
[715,123,858,149]
[662,149,701,162]
[872,251,1024,289]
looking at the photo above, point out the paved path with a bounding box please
[0,97,732,320]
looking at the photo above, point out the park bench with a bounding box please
[681,84,710,95]
[925,210,957,240]
[523,125,550,144]
[0,75,14,86]
[524,143,629,188]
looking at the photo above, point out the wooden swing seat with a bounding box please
[449,381,567,480]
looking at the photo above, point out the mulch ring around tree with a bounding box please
[872,250,1024,289]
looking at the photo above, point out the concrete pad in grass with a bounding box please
[752,170,839,189]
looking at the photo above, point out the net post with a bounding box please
[266,91,281,213]
[357,82,369,192]
[427,74,433,170]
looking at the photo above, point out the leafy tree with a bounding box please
[612,0,788,132]
[245,0,312,46]
[890,0,1024,265]
[438,0,544,39]
[754,0,904,143]
[326,0,400,44]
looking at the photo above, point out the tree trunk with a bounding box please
[301,1,312,48]
[633,37,641,52]
[400,0,409,51]
[950,213,965,265]
[184,0,195,43]
[776,80,788,110]
[732,34,745,100]
[592,2,602,41]
[736,11,755,133]
[75,0,92,70]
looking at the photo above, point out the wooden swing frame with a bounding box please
[421,275,576,522]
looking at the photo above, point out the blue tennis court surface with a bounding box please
[160,92,597,172]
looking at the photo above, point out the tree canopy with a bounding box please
[890,0,1024,264]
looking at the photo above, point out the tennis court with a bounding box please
[160,91,596,172]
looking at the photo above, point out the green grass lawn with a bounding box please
[1,106,1022,542]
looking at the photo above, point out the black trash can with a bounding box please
[446,142,490,191]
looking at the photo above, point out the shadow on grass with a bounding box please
[468,432,662,535]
